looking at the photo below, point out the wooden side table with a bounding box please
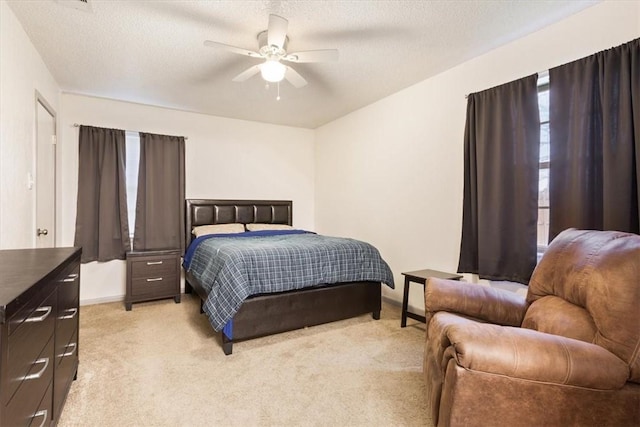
[401,269,462,327]
[125,249,181,311]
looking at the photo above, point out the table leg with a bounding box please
[401,276,410,327]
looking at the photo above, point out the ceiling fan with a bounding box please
[204,14,339,89]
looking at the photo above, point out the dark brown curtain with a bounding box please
[548,38,639,241]
[74,126,130,262]
[133,132,185,252]
[458,74,540,284]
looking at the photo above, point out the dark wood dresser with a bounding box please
[0,247,81,427]
[125,249,181,311]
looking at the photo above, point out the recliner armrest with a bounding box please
[442,319,629,390]
[425,278,527,326]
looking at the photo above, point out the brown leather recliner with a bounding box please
[424,229,640,427]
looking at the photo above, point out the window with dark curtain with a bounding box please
[548,38,639,240]
[133,132,186,252]
[74,125,131,262]
[458,74,540,284]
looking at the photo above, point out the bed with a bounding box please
[183,199,394,355]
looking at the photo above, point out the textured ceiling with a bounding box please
[8,0,598,129]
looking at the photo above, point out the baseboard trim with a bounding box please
[382,294,401,307]
[80,295,124,306]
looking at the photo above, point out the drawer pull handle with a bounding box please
[32,410,48,427]
[62,273,79,282]
[25,306,52,323]
[146,277,163,282]
[60,308,78,320]
[61,342,77,357]
[24,357,49,380]
[146,261,163,265]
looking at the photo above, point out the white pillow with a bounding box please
[192,223,245,238]
[246,223,294,231]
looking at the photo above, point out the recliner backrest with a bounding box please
[524,228,640,383]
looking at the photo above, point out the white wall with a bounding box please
[315,1,640,311]
[4,0,639,307]
[0,2,60,249]
[59,94,315,303]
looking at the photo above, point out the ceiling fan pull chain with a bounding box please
[277,82,281,101]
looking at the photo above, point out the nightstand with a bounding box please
[125,249,181,311]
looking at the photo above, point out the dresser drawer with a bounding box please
[55,309,78,369]
[130,255,177,279]
[4,289,56,405]
[55,309,78,368]
[3,335,54,427]
[55,327,78,368]
[53,329,78,421]
[56,265,79,364]
[30,381,52,427]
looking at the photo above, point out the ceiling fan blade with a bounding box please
[284,66,307,88]
[267,14,288,49]
[232,64,262,82]
[203,40,262,58]
[284,49,339,63]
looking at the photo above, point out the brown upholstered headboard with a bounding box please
[185,199,293,247]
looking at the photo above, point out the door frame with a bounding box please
[34,90,57,247]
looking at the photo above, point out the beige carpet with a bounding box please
[58,294,432,426]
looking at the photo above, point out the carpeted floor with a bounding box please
[57,294,433,426]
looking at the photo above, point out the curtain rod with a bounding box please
[464,69,550,99]
[72,123,188,140]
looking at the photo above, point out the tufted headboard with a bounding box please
[185,199,292,248]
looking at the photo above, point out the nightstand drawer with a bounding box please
[131,274,177,297]
[130,256,177,279]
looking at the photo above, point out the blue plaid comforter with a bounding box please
[184,230,394,331]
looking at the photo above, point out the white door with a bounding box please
[35,96,56,248]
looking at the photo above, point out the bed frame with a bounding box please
[183,199,381,355]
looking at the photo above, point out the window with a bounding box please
[125,131,140,248]
[537,72,550,249]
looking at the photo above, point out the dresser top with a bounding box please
[0,247,81,323]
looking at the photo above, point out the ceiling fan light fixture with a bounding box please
[261,60,286,83]
[205,14,332,89]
